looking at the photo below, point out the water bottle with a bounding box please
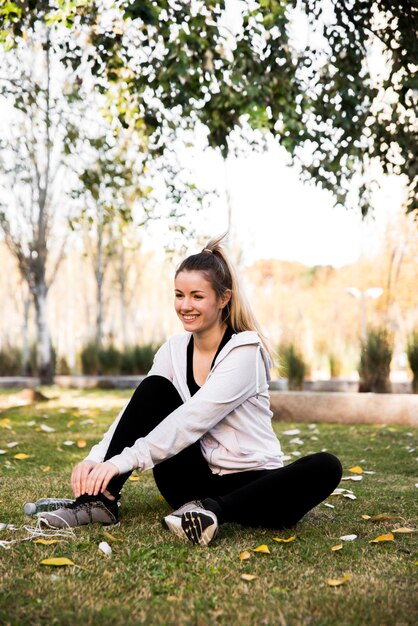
[23,497,75,515]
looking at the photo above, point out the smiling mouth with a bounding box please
[182,315,199,321]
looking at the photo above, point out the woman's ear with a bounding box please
[220,289,232,309]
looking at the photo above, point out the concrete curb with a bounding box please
[269,391,418,426]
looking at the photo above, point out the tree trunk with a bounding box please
[33,284,53,384]
[21,296,31,376]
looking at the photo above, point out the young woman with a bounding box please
[40,237,343,545]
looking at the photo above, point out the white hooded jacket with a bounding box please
[84,330,284,476]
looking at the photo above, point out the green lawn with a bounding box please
[0,388,417,626]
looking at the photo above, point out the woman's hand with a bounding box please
[71,460,98,498]
[84,461,120,497]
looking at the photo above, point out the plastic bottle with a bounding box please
[23,497,75,515]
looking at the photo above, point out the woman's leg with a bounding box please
[202,452,343,529]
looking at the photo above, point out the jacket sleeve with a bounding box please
[83,340,173,465]
[107,344,261,475]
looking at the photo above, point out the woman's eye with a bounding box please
[194,295,203,300]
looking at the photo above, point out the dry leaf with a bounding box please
[128,475,140,482]
[103,531,123,542]
[40,557,75,566]
[98,541,112,557]
[348,466,363,474]
[331,544,343,551]
[239,551,251,561]
[42,466,51,473]
[67,420,75,427]
[341,475,363,482]
[241,574,258,581]
[0,418,11,429]
[362,514,402,522]
[369,533,395,543]
[34,539,61,545]
[7,442,19,448]
[339,534,357,542]
[327,573,350,587]
[40,424,55,433]
[391,527,415,534]
[14,453,31,460]
[0,450,6,455]
[273,536,296,543]
[62,441,75,446]
[76,439,87,449]
[253,544,270,554]
[323,503,335,509]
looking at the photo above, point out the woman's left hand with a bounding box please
[84,461,120,496]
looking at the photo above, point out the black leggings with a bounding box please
[104,376,342,529]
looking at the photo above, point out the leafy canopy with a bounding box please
[1,0,416,215]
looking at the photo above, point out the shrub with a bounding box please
[97,345,121,375]
[279,343,306,391]
[406,330,418,393]
[80,342,99,375]
[0,346,22,376]
[358,326,393,393]
[329,353,342,378]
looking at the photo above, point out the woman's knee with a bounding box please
[315,451,343,483]
[134,375,181,402]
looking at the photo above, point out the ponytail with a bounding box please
[175,235,273,358]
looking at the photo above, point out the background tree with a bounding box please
[1,0,415,215]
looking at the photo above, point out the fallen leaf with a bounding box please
[40,557,75,567]
[62,441,75,446]
[14,453,31,460]
[273,536,296,543]
[7,442,19,448]
[67,420,75,427]
[0,450,6,455]
[348,466,363,474]
[369,533,395,543]
[282,429,301,436]
[253,544,270,554]
[40,424,55,433]
[76,439,87,449]
[0,418,11,429]
[339,534,357,542]
[42,466,51,473]
[327,573,350,587]
[241,574,258,581]
[34,539,61,545]
[391,527,415,534]
[323,503,335,509]
[331,544,343,551]
[362,514,402,522]
[341,475,363,482]
[128,475,140,482]
[239,551,251,561]
[103,531,123,542]
[98,541,112,557]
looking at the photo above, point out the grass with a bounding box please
[0,388,417,626]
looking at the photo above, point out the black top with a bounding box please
[186,326,235,396]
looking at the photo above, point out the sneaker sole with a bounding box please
[181,511,218,546]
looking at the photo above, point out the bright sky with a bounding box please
[145,137,406,268]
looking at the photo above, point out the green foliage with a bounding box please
[80,342,158,375]
[406,330,418,394]
[1,1,415,214]
[329,353,342,378]
[279,343,307,391]
[0,345,21,376]
[359,327,393,393]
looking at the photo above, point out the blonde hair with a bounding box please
[175,234,273,358]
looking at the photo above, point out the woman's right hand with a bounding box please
[71,460,98,497]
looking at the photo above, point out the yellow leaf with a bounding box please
[253,544,270,554]
[361,515,371,519]
[241,574,258,581]
[331,544,343,551]
[14,453,31,460]
[128,475,140,482]
[67,420,75,427]
[0,418,11,428]
[327,573,350,587]
[273,536,296,543]
[369,533,395,543]
[239,551,251,561]
[42,466,51,473]
[40,557,75,567]
[391,527,415,534]
[103,531,123,542]
[76,439,87,449]
[34,539,61,545]
[348,466,363,474]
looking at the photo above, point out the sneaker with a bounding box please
[38,493,118,529]
[161,500,218,546]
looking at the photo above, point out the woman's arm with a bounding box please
[107,343,262,475]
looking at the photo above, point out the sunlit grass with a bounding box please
[0,388,417,626]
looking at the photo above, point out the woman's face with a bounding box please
[174,270,229,336]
